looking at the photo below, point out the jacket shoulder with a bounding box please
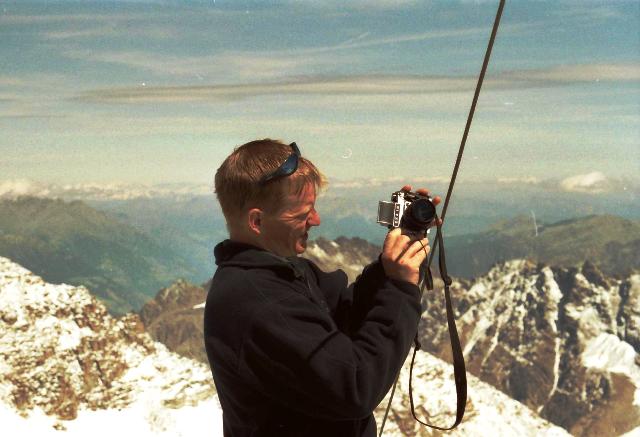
[301,258,349,287]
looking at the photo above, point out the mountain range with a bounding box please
[443,214,640,278]
[0,197,204,315]
[1,257,585,435]
[1,194,637,317]
[138,240,640,436]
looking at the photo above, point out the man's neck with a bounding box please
[228,232,263,249]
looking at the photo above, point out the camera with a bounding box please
[377,190,436,235]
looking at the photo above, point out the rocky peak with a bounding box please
[0,257,216,429]
[419,259,640,436]
[139,279,208,363]
[140,279,205,323]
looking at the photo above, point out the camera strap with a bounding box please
[378,1,505,435]
[409,222,467,430]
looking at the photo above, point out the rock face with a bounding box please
[419,259,640,436]
[373,351,571,436]
[0,256,218,431]
[139,279,208,363]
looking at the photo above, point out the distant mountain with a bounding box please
[420,260,640,436]
[6,176,638,241]
[79,184,638,284]
[0,197,201,314]
[90,195,226,282]
[0,257,220,434]
[139,279,208,364]
[306,214,640,284]
[443,214,640,279]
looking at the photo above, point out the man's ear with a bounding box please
[247,208,263,235]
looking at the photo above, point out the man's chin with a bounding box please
[296,239,308,254]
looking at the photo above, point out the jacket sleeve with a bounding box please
[238,272,421,420]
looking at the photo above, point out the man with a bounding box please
[204,139,440,436]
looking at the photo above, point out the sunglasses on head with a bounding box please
[259,142,301,185]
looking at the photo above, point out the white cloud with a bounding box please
[75,75,480,103]
[504,64,640,83]
[0,13,138,25]
[330,175,449,189]
[43,25,177,40]
[63,49,356,81]
[551,4,623,21]
[559,171,612,194]
[284,0,420,11]
[58,20,538,81]
[497,177,540,185]
[72,63,640,104]
[0,179,212,201]
[0,179,52,198]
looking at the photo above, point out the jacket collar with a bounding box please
[213,239,306,279]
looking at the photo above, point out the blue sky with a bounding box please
[0,0,638,187]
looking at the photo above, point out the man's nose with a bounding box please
[308,209,321,226]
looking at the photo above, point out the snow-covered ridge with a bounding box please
[420,259,640,436]
[373,351,570,436]
[0,257,221,435]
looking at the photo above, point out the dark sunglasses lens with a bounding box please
[279,153,298,175]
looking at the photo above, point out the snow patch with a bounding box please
[1,396,223,436]
[582,333,640,406]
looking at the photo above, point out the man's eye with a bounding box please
[298,210,312,219]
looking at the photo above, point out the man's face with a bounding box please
[260,183,321,257]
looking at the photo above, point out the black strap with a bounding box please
[427,0,506,268]
[409,224,467,430]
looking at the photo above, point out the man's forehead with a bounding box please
[283,185,316,208]
[288,191,315,205]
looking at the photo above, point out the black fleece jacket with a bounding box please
[203,240,422,437]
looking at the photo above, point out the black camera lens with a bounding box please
[402,198,436,231]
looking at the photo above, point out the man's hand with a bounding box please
[380,185,442,285]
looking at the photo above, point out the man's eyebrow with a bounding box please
[293,204,314,215]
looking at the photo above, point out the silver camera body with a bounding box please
[377,190,435,235]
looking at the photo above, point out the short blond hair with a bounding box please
[214,139,328,224]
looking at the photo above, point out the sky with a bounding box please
[0,0,638,187]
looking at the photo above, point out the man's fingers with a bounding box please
[384,227,406,257]
[405,238,430,259]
